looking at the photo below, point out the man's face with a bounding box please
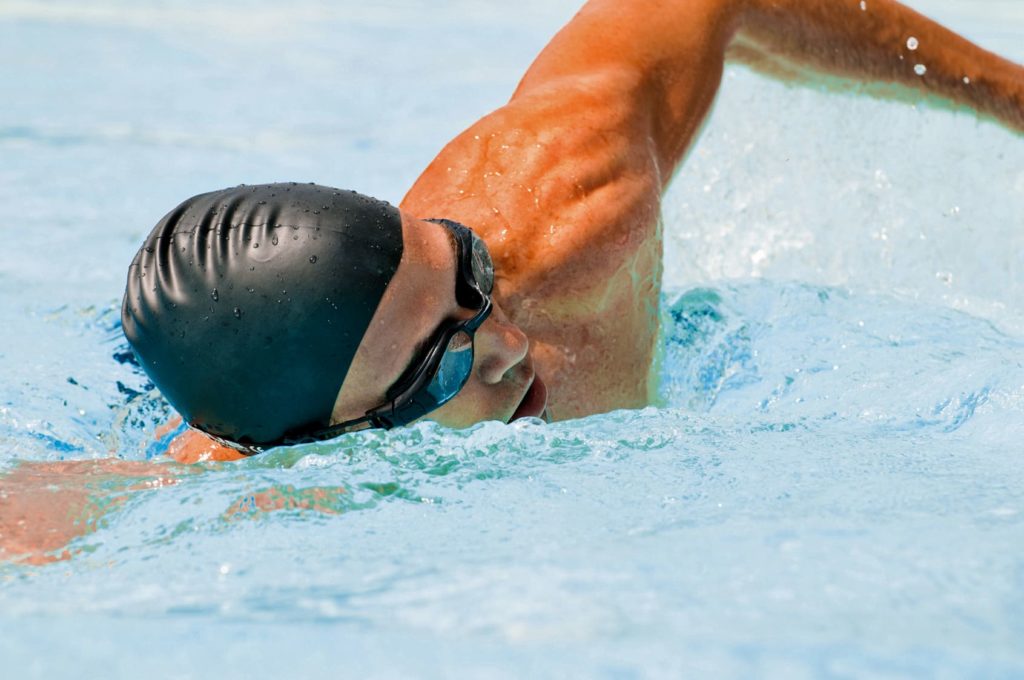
[330,212,547,429]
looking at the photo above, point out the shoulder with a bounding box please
[403,66,658,216]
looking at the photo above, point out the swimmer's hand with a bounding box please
[158,417,247,464]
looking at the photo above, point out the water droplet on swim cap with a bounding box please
[121,182,404,447]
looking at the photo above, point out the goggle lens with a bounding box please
[423,329,475,405]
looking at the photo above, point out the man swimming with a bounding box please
[3,0,1021,563]
[122,0,1024,461]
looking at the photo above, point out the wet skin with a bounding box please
[183,0,1023,459]
[398,0,1024,426]
[3,0,1023,559]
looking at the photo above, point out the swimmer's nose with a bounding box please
[473,306,529,385]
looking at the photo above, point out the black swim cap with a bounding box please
[122,182,404,446]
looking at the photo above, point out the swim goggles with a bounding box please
[265,218,495,448]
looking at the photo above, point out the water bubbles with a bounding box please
[210,288,219,302]
[906,36,919,51]
[914,64,927,76]
[309,255,318,264]
[233,307,243,319]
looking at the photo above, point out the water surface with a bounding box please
[1,1,1023,677]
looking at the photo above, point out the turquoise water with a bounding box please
[2,1,1023,677]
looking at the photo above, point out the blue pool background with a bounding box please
[1,0,1023,676]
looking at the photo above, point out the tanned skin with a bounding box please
[3,0,1022,561]
[404,0,1023,421]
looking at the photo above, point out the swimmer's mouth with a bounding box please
[510,373,548,422]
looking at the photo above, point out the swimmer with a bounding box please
[122,0,1024,461]
[3,0,1022,564]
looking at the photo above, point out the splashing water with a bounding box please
[1,0,1023,677]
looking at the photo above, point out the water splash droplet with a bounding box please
[271,235,279,245]
[906,36,918,50]
[914,64,927,76]
[309,255,318,264]
[211,288,219,302]
[963,76,971,84]
[233,307,243,319]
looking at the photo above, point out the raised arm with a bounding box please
[511,0,1023,177]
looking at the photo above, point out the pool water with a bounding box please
[2,1,1023,676]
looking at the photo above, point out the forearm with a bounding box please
[0,459,182,564]
[505,0,1021,179]
[734,0,1024,131]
